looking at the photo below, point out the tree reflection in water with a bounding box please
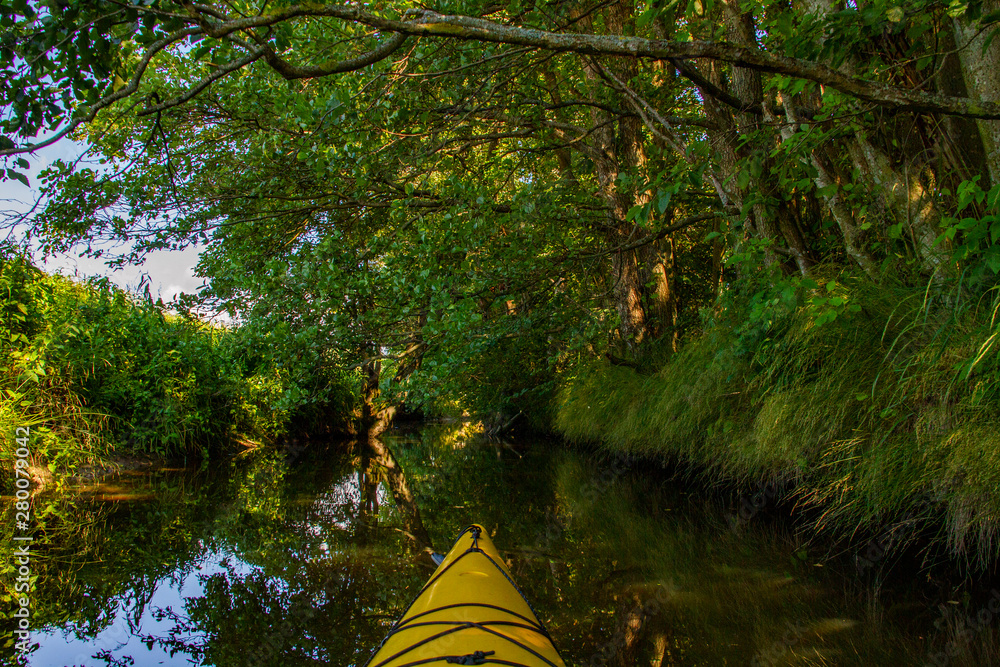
[2,425,995,666]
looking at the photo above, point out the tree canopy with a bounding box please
[5,0,1000,420]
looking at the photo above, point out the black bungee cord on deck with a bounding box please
[363,525,561,667]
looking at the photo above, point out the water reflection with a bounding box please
[1,426,996,666]
[363,436,433,556]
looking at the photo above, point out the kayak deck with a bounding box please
[365,524,566,667]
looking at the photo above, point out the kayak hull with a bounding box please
[366,524,566,667]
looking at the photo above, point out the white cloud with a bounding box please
[4,140,207,306]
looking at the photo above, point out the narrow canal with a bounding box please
[2,424,993,666]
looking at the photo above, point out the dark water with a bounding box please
[1,425,996,666]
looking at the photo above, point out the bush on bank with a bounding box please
[0,254,357,485]
[555,269,1000,567]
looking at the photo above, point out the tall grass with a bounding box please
[555,270,1000,567]
[0,254,357,487]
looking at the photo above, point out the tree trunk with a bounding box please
[575,0,666,347]
[799,0,948,275]
[953,1,1000,185]
[710,217,725,299]
[543,69,579,185]
[366,436,433,554]
[360,353,381,431]
[648,227,680,350]
[722,0,814,275]
[695,57,757,267]
[847,137,949,274]
[934,26,990,185]
[773,95,878,277]
[360,348,399,439]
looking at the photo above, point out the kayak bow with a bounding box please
[365,524,566,667]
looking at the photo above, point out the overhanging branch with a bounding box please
[581,211,727,258]
[0,26,202,157]
[393,10,1000,120]
[8,1,1000,163]
[204,5,1000,119]
[260,31,409,80]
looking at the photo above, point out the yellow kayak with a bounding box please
[365,524,566,666]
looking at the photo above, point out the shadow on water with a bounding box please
[2,424,1000,665]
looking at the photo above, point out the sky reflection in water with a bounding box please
[0,426,983,666]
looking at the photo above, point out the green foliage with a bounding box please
[0,253,359,483]
[413,313,557,432]
[936,177,1000,278]
[13,0,1000,572]
[57,284,236,455]
[0,255,108,477]
[222,317,360,437]
[557,269,1000,565]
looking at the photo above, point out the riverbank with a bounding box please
[555,274,1000,570]
[0,255,358,489]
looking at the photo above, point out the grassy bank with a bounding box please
[0,254,358,486]
[555,270,1000,568]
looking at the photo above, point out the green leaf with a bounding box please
[981,9,1000,25]
[985,27,999,54]
[989,220,1000,244]
[636,3,657,28]
[947,0,968,18]
[816,184,838,199]
[6,169,28,186]
[657,191,671,214]
[986,247,1000,273]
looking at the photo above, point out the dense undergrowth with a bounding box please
[0,253,359,486]
[555,269,1000,568]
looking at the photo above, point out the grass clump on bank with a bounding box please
[555,269,1000,567]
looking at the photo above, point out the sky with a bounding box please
[1,139,204,303]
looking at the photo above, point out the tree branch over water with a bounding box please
[6,1,1000,161]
